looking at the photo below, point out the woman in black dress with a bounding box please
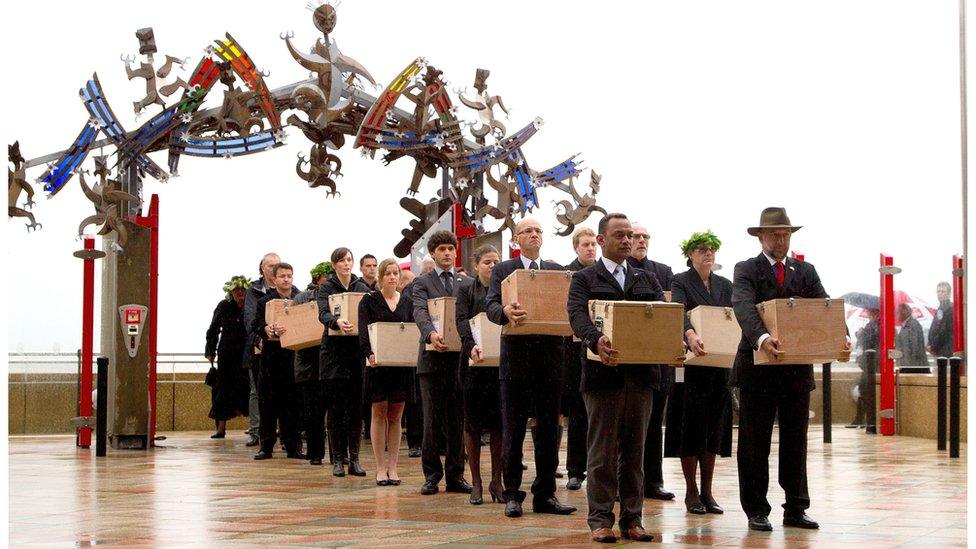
[204,276,251,439]
[358,258,415,486]
[455,244,503,505]
[665,231,733,515]
[317,247,372,477]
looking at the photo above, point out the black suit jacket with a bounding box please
[567,260,665,392]
[730,252,829,393]
[671,269,734,334]
[412,268,464,375]
[485,257,565,382]
[627,256,675,391]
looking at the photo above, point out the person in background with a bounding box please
[895,303,927,367]
[252,263,305,460]
[317,248,372,477]
[205,275,251,439]
[399,266,424,458]
[358,258,414,486]
[293,262,332,465]
[665,231,733,515]
[241,252,280,447]
[360,254,379,291]
[456,244,504,505]
[928,281,955,359]
[848,308,879,428]
[562,227,598,491]
[627,223,675,501]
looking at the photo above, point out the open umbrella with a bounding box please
[841,292,879,310]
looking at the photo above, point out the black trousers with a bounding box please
[565,391,588,479]
[256,365,299,454]
[327,376,363,462]
[642,386,668,490]
[500,378,561,503]
[405,375,424,448]
[737,388,811,518]
[301,380,326,461]
[418,365,464,483]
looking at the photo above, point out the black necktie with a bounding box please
[441,271,454,294]
[529,260,539,270]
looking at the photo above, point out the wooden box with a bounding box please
[585,300,685,364]
[424,297,462,352]
[327,292,366,336]
[367,322,421,367]
[469,312,501,367]
[500,269,574,336]
[279,301,325,351]
[752,297,847,365]
[684,305,740,368]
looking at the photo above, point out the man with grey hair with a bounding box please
[928,281,955,359]
[241,252,280,447]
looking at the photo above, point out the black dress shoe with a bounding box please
[701,498,723,514]
[408,446,422,458]
[376,479,390,486]
[420,480,439,495]
[685,499,707,515]
[566,477,583,491]
[245,435,259,447]
[287,452,307,460]
[253,450,272,460]
[532,497,576,515]
[783,513,819,529]
[504,500,523,518]
[309,458,323,466]
[332,462,346,477]
[210,431,225,439]
[748,515,773,532]
[446,478,473,493]
[645,487,675,500]
[348,460,366,476]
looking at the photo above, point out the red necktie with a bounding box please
[774,261,785,286]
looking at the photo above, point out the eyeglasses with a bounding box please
[693,246,715,253]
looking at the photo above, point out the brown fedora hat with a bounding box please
[747,207,803,236]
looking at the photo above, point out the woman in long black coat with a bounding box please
[455,244,503,505]
[204,276,251,438]
[358,258,415,486]
[664,231,734,515]
[317,247,372,477]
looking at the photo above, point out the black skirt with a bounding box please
[664,365,733,458]
[364,365,415,404]
[463,365,501,433]
[211,350,248,421]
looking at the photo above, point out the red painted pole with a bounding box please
[952,255,965,358]
[879,254,897,436]
[791,251,805,262]
[78,236,95,448]
[134,195,159,446]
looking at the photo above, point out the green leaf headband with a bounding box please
[680,230,722,256]
[223,275,252,300]
[310,261,334,281]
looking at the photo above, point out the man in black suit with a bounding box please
[627,222,675,501]
[486,218,576,518]
[568,213,666,543]
[731,207,851,532]
[413,231,472,496]
[927,281,955,359]
[563,227,598,491]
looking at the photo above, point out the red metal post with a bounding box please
[77,236,95,448]
[451,202,476,268]
[953,255,965,360]
[134,195,159,446]
[791,251,805,262]
[879,254,897,435]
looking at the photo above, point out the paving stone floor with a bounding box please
[7,426,968,547]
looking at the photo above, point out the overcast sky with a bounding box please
[2,0,969,354]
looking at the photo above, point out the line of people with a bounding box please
[204,205,849,542]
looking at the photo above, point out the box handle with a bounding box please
[724,307,733,320]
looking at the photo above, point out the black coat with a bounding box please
[627,256,675,391]
[316,273,371,380]
[730,252,829,393]
[455,276,489,362]
[561,258,592,394]
[485,257,566,382]
[292,287,321,383]
[241,278,271,369]
[672,269,734,333]
[896,316,927,367]
[928,300,954,358]
[205,299,246,360]
[253,286,301,373]
[567,260,665,392]
[412,268,465,375]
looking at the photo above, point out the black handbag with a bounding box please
[205,365,218,387]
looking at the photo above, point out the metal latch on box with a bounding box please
[644,304,654,317]
[399,322,406,331]
[724,308,733,319]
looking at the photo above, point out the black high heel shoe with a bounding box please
[685,498,707,515]
[469,485,484,505]
[488,482,504,504]
[700,496,723,514]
